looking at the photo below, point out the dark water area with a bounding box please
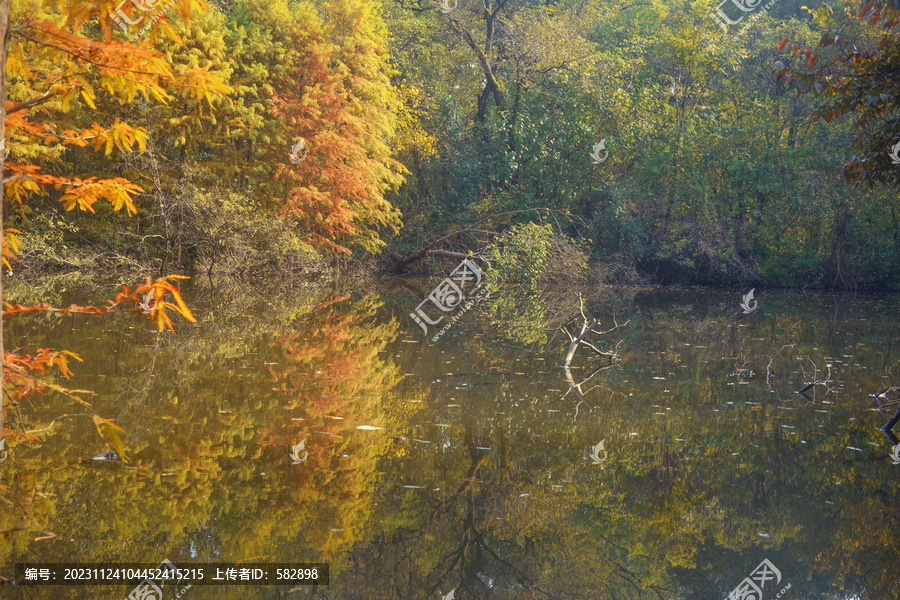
[1,277,898,599]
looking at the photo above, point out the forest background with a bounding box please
[6,0,900,292]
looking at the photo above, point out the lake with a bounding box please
[2,276,898,599]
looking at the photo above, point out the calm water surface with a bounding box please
[2,278,898,599]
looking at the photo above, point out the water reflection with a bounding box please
[1,281,898,599]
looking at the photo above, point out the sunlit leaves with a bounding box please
[115,275,198,332]
[2,229,21,269]
[5,0,228,217]
[58,176,144,215]
[55,119,149,154]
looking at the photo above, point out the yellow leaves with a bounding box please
[158,19,184,45]
[93,415,129,463]
[393,83,437,157]
[176,67,232,108]
[58,177,144,215]
[74,74,97,109]
[2,228,22,268]
[60,119,150,154]
[4,165,54,204]
[135,275,198,333]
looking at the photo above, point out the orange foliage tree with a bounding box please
[260,0,405,254]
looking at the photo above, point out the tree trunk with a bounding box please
[0,0,10,447]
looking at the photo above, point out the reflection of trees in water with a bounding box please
[334,289,900,598]
[2,286,899,598]
[0,288,406,594]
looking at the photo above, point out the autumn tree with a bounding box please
[775,1,900,190]
[0,0,218,455]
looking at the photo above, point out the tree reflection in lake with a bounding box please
[1,281,898,599]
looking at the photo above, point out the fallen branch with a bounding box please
[424,249,470,261]
[882,405,900,437]
[796,361,833,399]
[877,387,900,438]
[560,294,629,415]
[390,208,582,272]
